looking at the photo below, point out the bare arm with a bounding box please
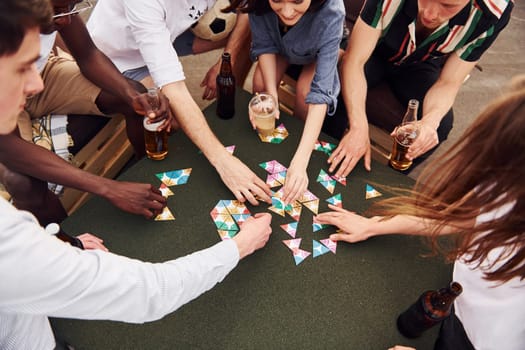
[201,13,252,100]
[328,18,381,176]
[161,81,272,205]
[58,16,139,106]
[407,53,477,160]
[0,133,166,218]
[58,16,171,124]
[316,204,475,243]
[282,103,327,203]
[257,53,280,100]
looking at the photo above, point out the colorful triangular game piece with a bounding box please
[212,214,239,231]
[259,160,287,174]
[280,222,298,238]
[313,222,331,232]
[266,174,283,188]
[316,169,332,182]
[155,168,192,186]
[268,205,285,217]
[325,193,342,208]
[258,123,289,144]
[225,145,235,154]
[320,238,337,254]
[282,238,302,251]
[365,184,382,199]
[154,206,175,221]
[302,199,319,214]
[293,249,311,265]
[319,180,336,194]
[159,183,174,197]
[297,190,318,203]
[312,240,330,258]
[332,175,347,186]
[231,213,251,226]
[284,201,302,221]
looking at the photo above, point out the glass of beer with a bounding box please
[143,118,168,160]
[140,88,168,160]
[249,93,276,137]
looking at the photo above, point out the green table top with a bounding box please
[53,89,451,349]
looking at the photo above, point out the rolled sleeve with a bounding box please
[305,2,344,115]
[456,2,513,62]
[249,14,281,61]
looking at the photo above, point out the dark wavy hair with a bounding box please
[226,0,327,15]
[371,76,525,283]
[0,0,53,56]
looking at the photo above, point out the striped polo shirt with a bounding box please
[361,0,514,64]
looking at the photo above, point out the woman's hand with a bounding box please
[315,204,376,243]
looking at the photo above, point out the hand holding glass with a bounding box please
[249,93,277,137]
[140,88,168,160]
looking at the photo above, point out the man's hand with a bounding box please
[405,121,439,160]
[315,204,374,243]
[328,126,371,177]
[133,90,174,132]
[200,61,220,100]
[76,233,109,251]
[104,181,167,219]
[232,213,272,259]
[214,154,272,205]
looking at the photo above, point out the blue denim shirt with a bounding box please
[249,0,345,115]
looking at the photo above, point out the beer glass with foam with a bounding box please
[249,93,276,137]
[141,88,168,160]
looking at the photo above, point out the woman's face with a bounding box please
[269,0,312,27]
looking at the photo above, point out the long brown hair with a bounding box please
[372,77,525,283]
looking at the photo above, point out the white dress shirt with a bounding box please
[0,197,239,349]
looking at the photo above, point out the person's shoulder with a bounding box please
[321,0,346,15]
[474,0,514,21]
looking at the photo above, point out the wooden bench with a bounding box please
[61,114,133,214]
[0,114,133,214]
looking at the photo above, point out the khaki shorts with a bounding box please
[17,51,103,141]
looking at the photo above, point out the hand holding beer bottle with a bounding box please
[390,99,420,171]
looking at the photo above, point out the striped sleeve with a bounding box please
[360,0,404,30]
[456,0,513,61]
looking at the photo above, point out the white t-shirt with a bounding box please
[87,0,214,87]
[454,202,525,350]
[0,197,239,349]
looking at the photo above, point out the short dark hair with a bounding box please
[0,0,53,56]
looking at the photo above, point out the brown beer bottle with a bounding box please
[389,99,420,171]
[216,52,235,119]
[397,281,463,338]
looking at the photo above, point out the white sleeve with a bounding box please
[0,199,239,323]
[123,0,185,87]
